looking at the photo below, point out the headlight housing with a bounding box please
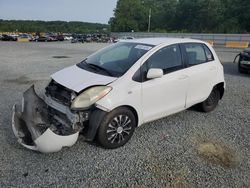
[71,86,112,110]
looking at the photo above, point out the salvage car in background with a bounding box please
[18,33,33,41]
[35,35,57,42]
[71,34,85,43]
[55,35,64,41]
[1,34,17,41]
[238,47,250,73]
[12,38,225,153]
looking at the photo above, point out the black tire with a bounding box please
[200,88,220,113]
[97,107,136,149]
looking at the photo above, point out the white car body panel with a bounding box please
[185,44,225,108]
[185,62,216,107]
[141,70,188,122]
[34,129,79,153]
[51,65,117,93]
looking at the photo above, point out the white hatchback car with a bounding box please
[12,38,225,153]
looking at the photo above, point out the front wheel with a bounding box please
[97,107,136,149]
[200,88,220,113]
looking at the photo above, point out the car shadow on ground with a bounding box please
[223,62,250,77]
[187,104,201,112]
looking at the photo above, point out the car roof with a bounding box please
[122,37,206,46]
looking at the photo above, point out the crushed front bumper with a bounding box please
[12,86,79,153]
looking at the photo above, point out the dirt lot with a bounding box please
[0,41,249,187]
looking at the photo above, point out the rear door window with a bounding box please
[184,43,207,66]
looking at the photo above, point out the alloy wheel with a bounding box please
[106,115,132,144]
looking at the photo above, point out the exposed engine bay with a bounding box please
[12,84,89,153]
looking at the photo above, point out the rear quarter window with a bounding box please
[203,44,214,61]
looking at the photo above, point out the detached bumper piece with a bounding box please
[12,86,79,153]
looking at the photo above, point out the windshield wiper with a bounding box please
[87,63,113,77]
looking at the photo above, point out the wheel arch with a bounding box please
[214,82,225,99]
[117,105,139,127]
[86,105,139,142]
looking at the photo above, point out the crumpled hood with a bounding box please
[51,65,117,93]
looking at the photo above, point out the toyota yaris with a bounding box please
[12,38,225,153]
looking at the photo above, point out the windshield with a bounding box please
[77,42,154,77]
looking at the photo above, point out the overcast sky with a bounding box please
[0,0,118,24]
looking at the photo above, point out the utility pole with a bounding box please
[148,8,151,32]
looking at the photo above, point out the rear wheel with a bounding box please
[97,107,136,149]
[200,88,220,113]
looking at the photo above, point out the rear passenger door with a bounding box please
[182,43,218,108]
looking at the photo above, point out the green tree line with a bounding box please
[0,20,109,33]
[110,0,250,33]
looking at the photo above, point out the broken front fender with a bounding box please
[12,86,79,153]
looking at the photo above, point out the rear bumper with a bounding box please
[12,86,80,153]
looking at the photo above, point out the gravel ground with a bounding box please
[0,41,249,188]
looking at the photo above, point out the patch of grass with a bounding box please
[197,140,238,168]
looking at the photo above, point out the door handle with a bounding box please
[178,75,188,80]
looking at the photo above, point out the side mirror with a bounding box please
[147,68,163,79]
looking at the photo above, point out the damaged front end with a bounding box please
[12,85,80,153]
